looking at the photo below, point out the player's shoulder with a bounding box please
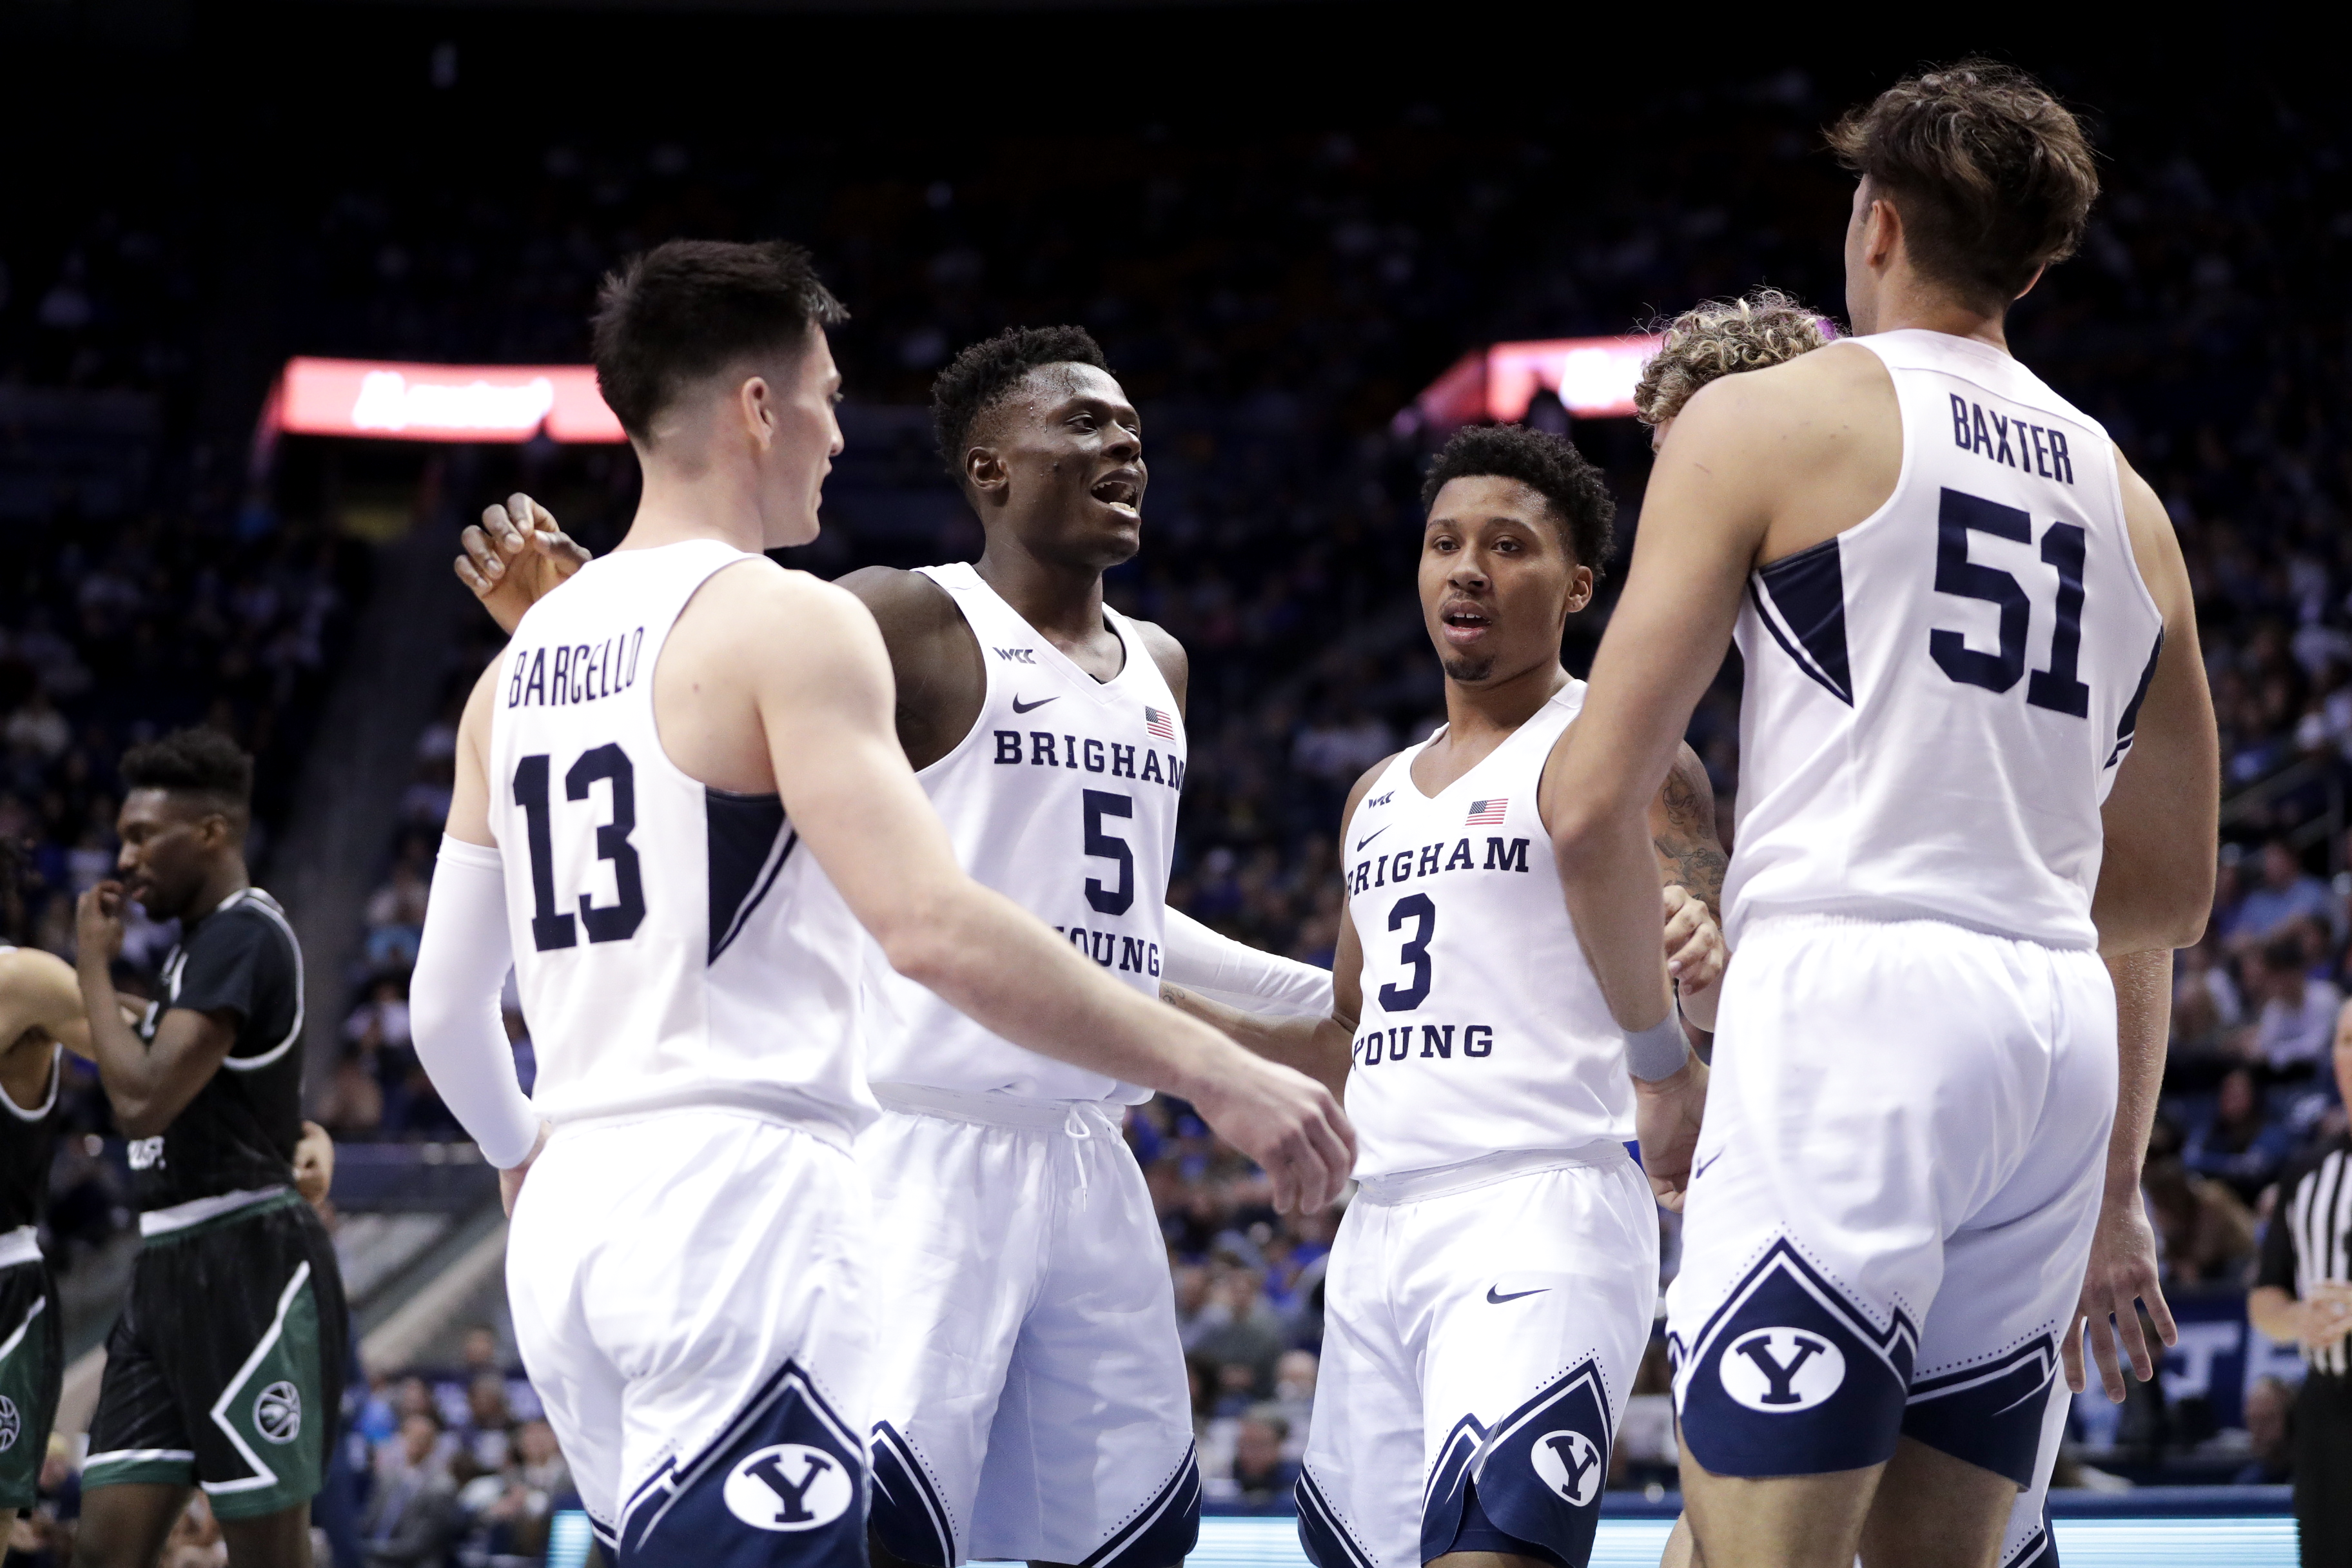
[0,943,74,993]
[688,556,875,630]
[1678,337,1885,430]
[191,890,296,961]
[1122,615,1188,698]
[1341,752,1404,821]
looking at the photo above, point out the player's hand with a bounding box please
[456,493,592,635]
[293,1119,336,1210]
[75,882,128,966]
[2062,1188,2179,1400]
[1633,1056,1709,1211]
[499,1121,553,1217]
[1662,884,1727,1031]
[1190,1053,1355,1215]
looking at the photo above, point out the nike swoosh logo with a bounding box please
[1485,1286,1545,1305]
[1011,694,1059,714]
[1692,1148,1725,1181]
[1354,825,1391,851]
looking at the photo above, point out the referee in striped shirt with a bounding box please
[2251,1001,2352,1565]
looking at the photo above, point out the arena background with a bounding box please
[0,4,2337,1564]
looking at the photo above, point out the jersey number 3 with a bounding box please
[1929,487,2091,718]
[514,746,648,951]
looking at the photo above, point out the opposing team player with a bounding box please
[455,323,1333,1568]
[72,729,348,1568]
[1,847,92,1533]
[409,244,1352,1567]
[1549,63,2217,1568]
[1168,424,1728,1568]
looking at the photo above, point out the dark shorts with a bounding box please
[85,1191,347,1521]
[0,1259,62,1511]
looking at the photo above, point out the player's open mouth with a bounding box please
[1090,473,1142,516]
[1440,603,1493,645]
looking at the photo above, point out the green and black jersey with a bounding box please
[1,1040,60,1234]
[129,887,304,1211]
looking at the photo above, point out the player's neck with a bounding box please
[1440,661,1570,749]
[618,463,772,555]
[179,860,252,929]
[1866,279,2012,353]
[972,540,1109,645]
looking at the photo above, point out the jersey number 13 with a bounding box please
[514,746,648,952]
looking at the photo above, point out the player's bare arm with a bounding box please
[2063,449,2217,1402]
[1550,349,1890,1034]
[663,559,1353,1211]
[71,887,239,1138]
[0,945,92,1069]
[1164,756,1385,1101]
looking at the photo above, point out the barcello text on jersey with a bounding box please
[507,627,647,709]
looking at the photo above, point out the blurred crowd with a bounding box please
[5,43,2349,1498]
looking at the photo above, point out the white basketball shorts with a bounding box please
[859,1087,1199,1568]
[1666,914,2115,1551]
[505,1110,874,1568]
[1297,1147,1658,1568]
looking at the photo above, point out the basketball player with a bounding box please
[1166,422,1727,1568]
[1548,62,2218,1568]
[409,244,1351,1567]
[0,847,92,1534]
[72,727,348,1568]
[454,322,1335,1568]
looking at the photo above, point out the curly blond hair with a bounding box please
[1632,289,1834,426]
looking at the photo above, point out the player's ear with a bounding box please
[964,444,1008,501]
[2014,263,2048,302]
[736,374,776,449]
[1564,564,1595,616]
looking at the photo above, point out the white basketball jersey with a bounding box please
[486,540,874,1142]
[1725,330,2164,952]
[1342,682,1633,1180]
[861,562,1186,1102]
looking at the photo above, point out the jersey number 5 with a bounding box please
[514,746,648,952]
[1928,487,2091,718]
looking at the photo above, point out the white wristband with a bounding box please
[411,837,540,1168]
[1624,1015,1691,1082]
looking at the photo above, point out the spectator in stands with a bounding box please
[2235,1375,2295,1485]
[1227,1406,1300,1511]
[458,1371,515,1471]
[2184,1066,2298,1203]
[2228,839,2340,950]
[317,1042,386,1137]
[363,1409,457,1568]
[2171,935,2245,1063]
[2143,1154,2258,1286]
[1271,1348,1317,1459]
[2236,932,2343,1080]
[470,1418,571,1560]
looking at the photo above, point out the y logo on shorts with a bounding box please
[723,1444,854,1531]
[1529,1429,1603,1507]
[1720,1328,1847,1412]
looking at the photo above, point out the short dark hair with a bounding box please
[930,326,1110,485]
[1420,424,1616,574]
[590,239,848,442]
[1826,58,2099,306]
[119,727,253,821]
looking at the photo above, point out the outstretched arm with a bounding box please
[0,945,92,1058]
[760,574,1356,1212]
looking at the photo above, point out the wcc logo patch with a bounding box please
[1720,1328,1846,1412]
[253,1380,303,1444]
[1528,1429,1603,1507]
[722,1444,855,1531]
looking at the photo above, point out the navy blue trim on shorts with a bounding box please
[2006,1502,2058,1568]
[1671,1239,1917,1479]
[1903,1334,2061,1489]
[1423,1359,1613,1568]
[1294,1467,1375,1568]
[615,1358,866,1568]
[1079,1444,1200,1568]
[868,1420,956,1568]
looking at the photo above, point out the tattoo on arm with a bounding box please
[1653,748,1728,920]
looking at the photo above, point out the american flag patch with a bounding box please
[1144,706,1176,740]
[1465,798,1508,825]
